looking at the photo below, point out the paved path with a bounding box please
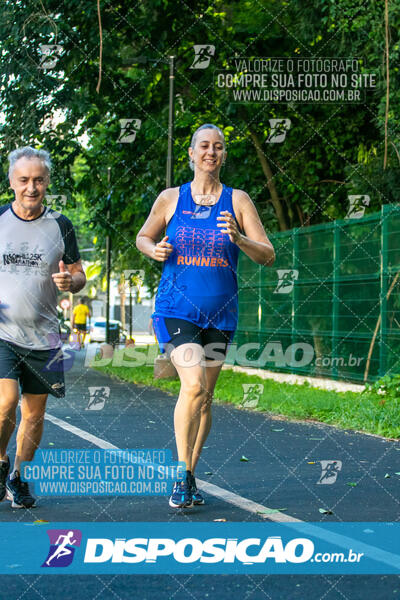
[1,347,399,599]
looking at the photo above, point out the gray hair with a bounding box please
[8,147,51,178]
[189,124,226,171]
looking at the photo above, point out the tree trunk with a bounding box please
[118,283,126,329]
[248,127,289,231]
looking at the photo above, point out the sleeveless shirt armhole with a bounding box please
[165,185,183,228]
[229,187,245,235]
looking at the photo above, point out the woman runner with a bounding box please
[136,124,275,508]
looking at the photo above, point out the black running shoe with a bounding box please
[169,471,193,508]
[188,473,205,505]
[0,456,10,501]
[6,470,36,508]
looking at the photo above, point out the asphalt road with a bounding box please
[1,346,399,599]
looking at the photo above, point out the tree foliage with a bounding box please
[0,0,398,287]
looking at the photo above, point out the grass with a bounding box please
[92,346,400,440]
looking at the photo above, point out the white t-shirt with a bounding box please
[0,203,80,349]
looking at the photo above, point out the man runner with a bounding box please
[0,147,86,508]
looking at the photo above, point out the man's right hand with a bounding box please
[152,235,174,262]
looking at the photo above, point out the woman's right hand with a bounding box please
[152,235,174,262]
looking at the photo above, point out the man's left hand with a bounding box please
[52,260,72,291]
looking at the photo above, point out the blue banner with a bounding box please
[1,522,399,574]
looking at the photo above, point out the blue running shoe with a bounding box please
[189,473,205,505]
[6,470,36,508]
[169,471,193,508]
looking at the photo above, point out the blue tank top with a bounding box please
[152,182,239,330]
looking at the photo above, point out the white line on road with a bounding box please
[45,413,118,450]
[197,480,302,522]
[44,412,400,571]
[44,412,298,522]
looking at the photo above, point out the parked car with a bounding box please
[89,319,126,344]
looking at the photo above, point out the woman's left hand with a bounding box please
[217,211,243,245]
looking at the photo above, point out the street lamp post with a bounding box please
[128,273,133,340]
[105,166,112,345]
[127,55,175,187]
[166,55,175,188]
[118,55,175,343]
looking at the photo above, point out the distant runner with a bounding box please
[72,298,91,349]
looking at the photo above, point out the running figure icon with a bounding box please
[45,531,77,566]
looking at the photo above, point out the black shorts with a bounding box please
[0,338,65,398]
[75,324,87,332]
[152,316,235,361]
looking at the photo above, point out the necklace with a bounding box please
[193,194,218,206]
